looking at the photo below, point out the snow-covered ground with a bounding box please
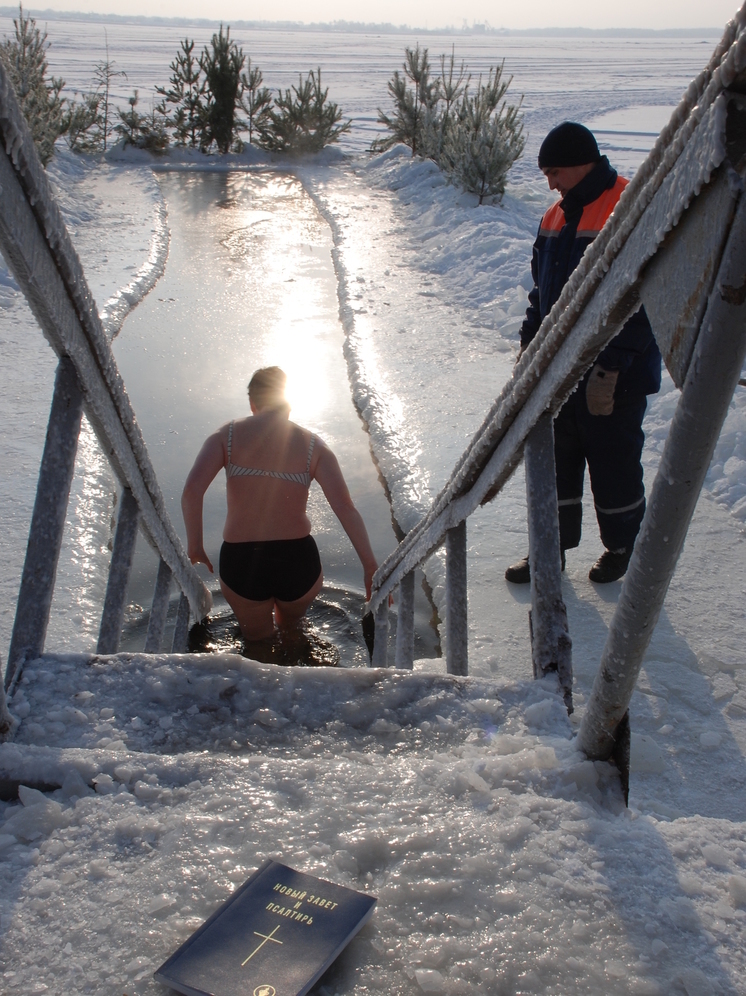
[2,18,746,996]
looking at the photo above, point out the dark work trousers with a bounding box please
[554,389,647,553]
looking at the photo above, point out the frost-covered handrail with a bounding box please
[0,62,211,623]
[367,3,746,616]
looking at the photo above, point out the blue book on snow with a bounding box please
[154,859,377,996]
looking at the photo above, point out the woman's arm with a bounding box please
[181,430,226,573]
[313,444,378,600]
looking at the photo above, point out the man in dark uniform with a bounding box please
[505,122,661,585]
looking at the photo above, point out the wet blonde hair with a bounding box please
[248,366,289,412]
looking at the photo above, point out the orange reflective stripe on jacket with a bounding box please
[538,176,628,240]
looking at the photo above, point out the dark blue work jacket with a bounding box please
[520,157,661,397]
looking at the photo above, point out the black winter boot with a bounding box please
[588,548,631,583]
[505,551,566,585]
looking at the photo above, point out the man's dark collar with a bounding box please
[560,156,617,218]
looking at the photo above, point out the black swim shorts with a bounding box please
[219,535,322,602]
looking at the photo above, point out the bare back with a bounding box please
[222,412,319,542]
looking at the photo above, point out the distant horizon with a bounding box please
[0,7,727,36]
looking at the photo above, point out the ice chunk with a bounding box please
[702,843,730,868]
[679,968,712,996]
[630,734,667,773]
[18,785,48,807]
[605,960,627,979]
[251,708,288,728]
[62,706,88,724]
[728,874,746,908]
[524,698,559,729]
[710,674,737,702]
[147,894,176,914]
[93,773,116,795]
[2,795,67,842]
[659,897,699,931]
[61,769,91,799]
[369,718,401,734]
[699,731,721,748]
[415,969,445,992]
[88,858,110,879]
[498,816,533,845]
[125,956,151,975]
[29,877,60,897]
[333,849,359,875]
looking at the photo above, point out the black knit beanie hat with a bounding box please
[538,122,600,168]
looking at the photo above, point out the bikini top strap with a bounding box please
[227,421,234,466]
[306,434,316,474]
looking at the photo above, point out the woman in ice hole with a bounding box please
[182,366,378,641]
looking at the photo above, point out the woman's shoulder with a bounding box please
[288,420,326,445]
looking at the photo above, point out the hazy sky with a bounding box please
[24,0,738,30]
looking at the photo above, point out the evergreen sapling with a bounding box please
[240,58,272,145]
[200,25,245,153]
[376,46,524,204]
[374,44,437,157]
[0,3,65,165]
[446,63,525,203]
[115,90,169,153]
[92,32,127,152]
[156,38,205,148]
[257,68,350,154]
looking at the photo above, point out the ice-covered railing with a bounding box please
[0,61,212,729]
[366,3,746,777]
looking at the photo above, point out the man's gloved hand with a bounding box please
[586,364,619,415]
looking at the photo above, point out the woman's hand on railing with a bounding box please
[363,560,378,602]
[188,546,214,573]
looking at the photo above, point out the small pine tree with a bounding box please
[92,32,127,152]
[256,68,350,155]
[445,63,525,203]
[0,3,65,165]
[451,105,525,203]
[200,25,245,153]
[115,90,169,153]
[156,38,205,148]
[63,90,102,153]
[374,44,438,157]
[421,47,469,162]
[376,46,524,204]
[239,58,272,145]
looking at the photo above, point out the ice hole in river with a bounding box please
[112,170,438,665]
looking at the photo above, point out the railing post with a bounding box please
[0,654,14,740]
[97,487,140,655]
[446,519,468,676]
[144,558,173,653]
[394,570,416,669]
[171,592,191,653]
[580,189,746,762]
[525,413,573,710]
[371,600,389,667]
[6,358,84,691]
